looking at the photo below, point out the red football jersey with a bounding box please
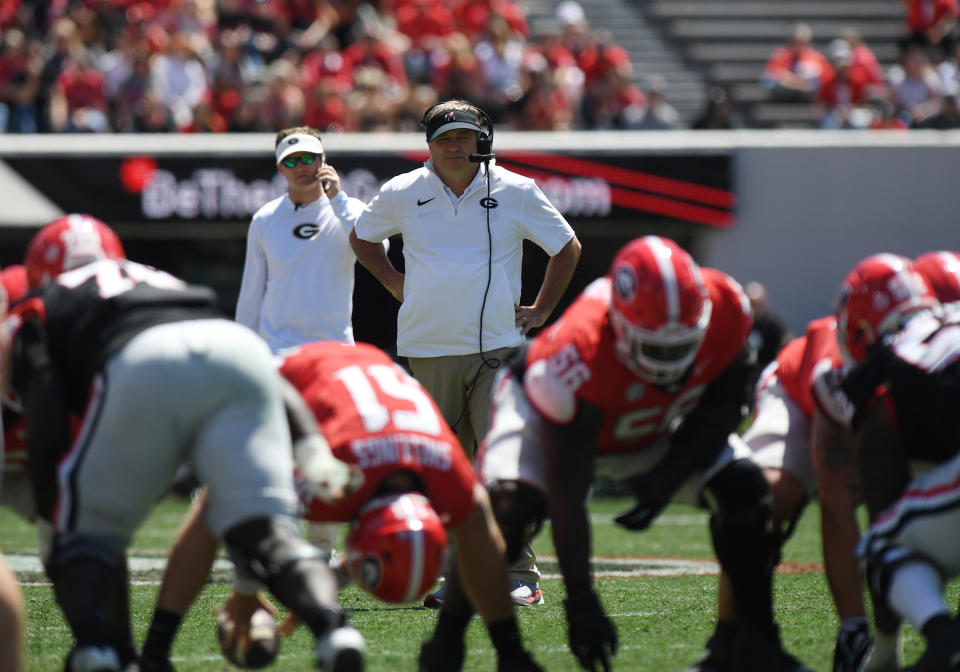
[772,316,844,419]
[281,341,477,526]
[523,268,752,454]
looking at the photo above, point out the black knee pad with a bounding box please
[47,535,129,652]
[704,459,775,554]
[861,540,943,612]
[224,517,343,638]
[224,517,323,582]
[488,481,546,563]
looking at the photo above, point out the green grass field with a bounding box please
[4,495,952,671]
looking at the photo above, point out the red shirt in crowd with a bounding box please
[817,63,874,107]
[395,0,456,50]
[905,0,959,36]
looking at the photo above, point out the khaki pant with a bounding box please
[410,347,540,585]
[407,346,517,458]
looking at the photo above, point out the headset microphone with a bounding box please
[469,151,495,163]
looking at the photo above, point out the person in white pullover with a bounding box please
[235,126,369,351]
[235,126,368,557]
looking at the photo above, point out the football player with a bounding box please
[694,313,880,672]
[915,250,960,305]
[1,263,34,522]
[7,214,363,672]
[822,253,960,672]
[0,265,26,672]
[140,340,544,672]
[0,547,24,672]
[423,236,810,672]
[810,249,960,672]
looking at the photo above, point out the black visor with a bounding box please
[425,109,482,142]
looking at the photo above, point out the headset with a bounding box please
[421,102,495,163]
[471,109,494,162]
[420,102,498,437]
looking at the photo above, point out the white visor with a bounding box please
[276,133,325,164]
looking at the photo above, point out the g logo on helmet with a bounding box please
[613,265,638,302]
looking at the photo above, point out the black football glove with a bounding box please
[564,590,618,672]
[418,635,465,672]
[614,473,671,531]
[833,622,872,672]
[613,496,669,531]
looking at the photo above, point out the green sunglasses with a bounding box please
[281,153,321,168]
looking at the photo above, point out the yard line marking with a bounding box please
[9,553,823,585]
[590,512,708,525]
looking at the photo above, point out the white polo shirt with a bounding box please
[236,191,366,352]
[350,159,574,358]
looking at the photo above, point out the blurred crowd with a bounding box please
[760,0,960,129]
[0,0,665,133]
[4,0,959,135]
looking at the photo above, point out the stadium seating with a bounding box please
[610,0,907,127]
[644,0,905,127]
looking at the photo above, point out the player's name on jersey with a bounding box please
[349,434,453,470]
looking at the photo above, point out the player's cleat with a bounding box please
[315,625,366,672]
[685,622,735,672]
[424,578,544,608]
[685,652,729,672]
[496,650,546,672]
[509,579,544,606]
[904,615,960,672]
[138,657,175,672]
[423,580,446,609]
[833,621,872,672]
[418,635,465,672]
[732,626,813,672]
[66,645,121,672]
[773,650,815,672]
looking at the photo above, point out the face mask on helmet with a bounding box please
[608,236,712,384]
[345,492,447,604]
[914,250,960,304]
[835,253,937,365]
[25,214,125,288]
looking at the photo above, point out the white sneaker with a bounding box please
[423,580,446,609]
[68,645,121,672]
[315,625,366,672]
[509,579,544,606]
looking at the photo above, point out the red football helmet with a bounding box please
[346,492,447,604]
[914,250,960,304]
[25,214,125,288]
[835,253,937,364]
[608,236,712,384]
[0,264,27,312]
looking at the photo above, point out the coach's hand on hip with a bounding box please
[516,303,548,336]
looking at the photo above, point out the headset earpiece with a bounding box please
[475,107,494,156]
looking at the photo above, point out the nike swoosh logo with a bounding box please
[417,197,436,206]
